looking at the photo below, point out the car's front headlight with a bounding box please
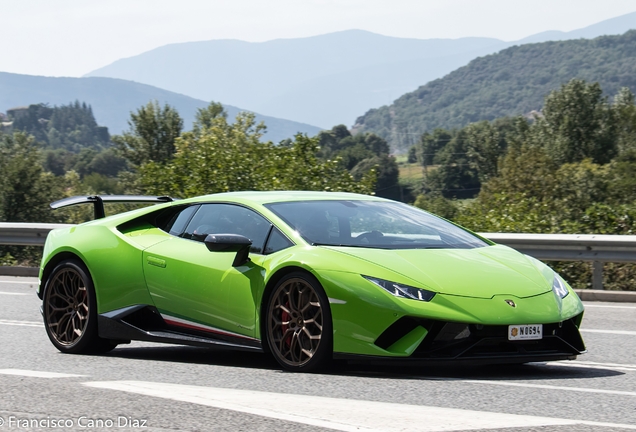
[363,276,436,302]
[552,273,569,299]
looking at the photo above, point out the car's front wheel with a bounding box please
[43,259,116,354]
[266,272,332,372]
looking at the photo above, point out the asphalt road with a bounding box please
[0,276,635,432]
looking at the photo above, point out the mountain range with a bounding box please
[85,11,636,129]
[3,11,636,147]
[353,30,636,149]
[0,72,321,142]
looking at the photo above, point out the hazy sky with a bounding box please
[1,0,635,77]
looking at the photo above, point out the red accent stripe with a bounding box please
[162,317,256,341]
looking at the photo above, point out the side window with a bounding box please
[184,204,271,254]
[155,205,199,236]
[264,228,293,254]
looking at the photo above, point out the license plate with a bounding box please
[508,324,543,340]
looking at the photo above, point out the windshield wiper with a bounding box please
[311,242,370,248]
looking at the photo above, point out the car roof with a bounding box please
[185,191,388,206]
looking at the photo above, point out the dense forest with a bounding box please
[410,79,636,290]
[316,125,400,200]
[354,30,636,150]
[1,80,635,290]
[0,100,383,265]
[7,101,110,151]
[2,102,127,193]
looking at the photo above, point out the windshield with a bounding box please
[265,200,489,249]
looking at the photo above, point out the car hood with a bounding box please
[323,244,552,299]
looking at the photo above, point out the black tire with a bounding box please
[265,272,333,372]
[42,259,116,354]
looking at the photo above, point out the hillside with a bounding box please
[84,12,636,129]
[0,72,321,142]
[353,30,636,150]
[85,30,506,128]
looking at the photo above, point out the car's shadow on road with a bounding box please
[105,344,623,381]
[336,360,624,381]
[107,344,282,370]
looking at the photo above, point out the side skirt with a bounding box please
[98,305,263,352]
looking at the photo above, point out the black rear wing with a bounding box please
[50,195,176,219]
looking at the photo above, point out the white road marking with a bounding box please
[0,280,38,285]
[0,369,84,378]
[0,319,43,327]
[460,379,636,398]
[570,360,636,369]
[584,304,636,309]
[83,380,636,431]
[0,291,30,295]
[580,328,636,336]
[546,361,636,372]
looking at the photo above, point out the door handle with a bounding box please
[147,256,166,268]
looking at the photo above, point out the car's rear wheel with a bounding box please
[43,259,116,354]
[266,272,332,372]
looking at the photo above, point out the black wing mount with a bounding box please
[50,195,176,219]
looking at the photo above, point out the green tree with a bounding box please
[86,148,128,177]
[413,193,458,220]
[420,129,452,166]
[465,121,507,182]
[10,104,53,144]
[0,132,61,222]
[456,146,636,290]
[315,125,394,197]
[10,102,110,152]
[317,125,352,157]
[317,125,388,161]
[113,101,183,166]
[351,155,399,200]
[533,79,618,165]
[69,148,99,177]
[335,143,375,170]
[42,149,73,176]
[138,109,374,197]
[613,87,636,155]
[407,146,418,163]
[47,101,110,151]
[192,102,227,136]
[424,130,480,198]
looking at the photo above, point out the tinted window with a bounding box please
[265,200,488,250]
[155,205,199,235]
[184,204,271,253]
[264,228,293,254]
[168,205,199,236]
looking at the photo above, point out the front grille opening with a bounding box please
[410,317,585,360]
[373,316,584,360]
[434,323,471,342]
[374,317,421,350]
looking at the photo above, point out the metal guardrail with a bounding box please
[481,233,636,263]
[1,223,635,289]
[0,223,73,246]
[482,233,636,290]
[0,223,73,277]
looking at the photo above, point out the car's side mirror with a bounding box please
[204,234,252,267]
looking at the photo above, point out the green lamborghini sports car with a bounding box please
[38,191,586,372]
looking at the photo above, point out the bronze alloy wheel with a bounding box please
[267,273,332,371]
[45,266,90,347]
[43,260,116,354]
